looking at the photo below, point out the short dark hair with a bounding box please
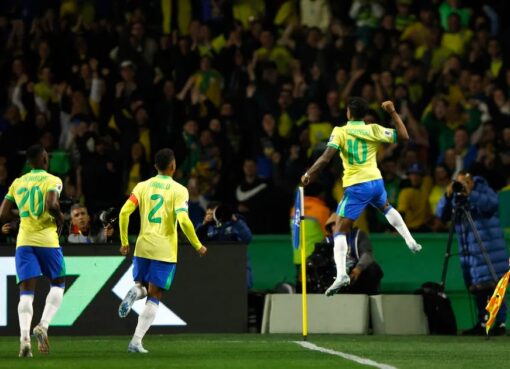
[26,144,45,166]
[70,203,87,213]
[155,148,175,171]
[347,97,369,120]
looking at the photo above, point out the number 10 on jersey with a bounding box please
[346,138,368,165]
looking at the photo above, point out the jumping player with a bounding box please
[118,148,207,353]
[301,98,422,296]
[0,144,66,357]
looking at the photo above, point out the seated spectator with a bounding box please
[196,203,253,288]
[67,204,113,244]
[397,163,433,231]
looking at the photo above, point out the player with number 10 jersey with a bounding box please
[301,98,421,297]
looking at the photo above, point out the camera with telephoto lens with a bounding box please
[99,207,118,227]
[451,180,468,205]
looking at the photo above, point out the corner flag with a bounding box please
[291,186,308,340]
[485,270,510,335]
[292,188,304,250]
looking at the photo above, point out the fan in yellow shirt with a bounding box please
[117,148,206,354]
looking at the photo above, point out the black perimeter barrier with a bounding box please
[0,243,247,335]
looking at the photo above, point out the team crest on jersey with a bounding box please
[56,184,63,194]
[384,130,391,137]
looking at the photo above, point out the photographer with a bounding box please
[196,203,253,288]
[436,171,509,335]
[307,214,383,295]
[67,204,114,244]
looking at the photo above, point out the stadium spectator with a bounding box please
[234,158,272,233]
[67,204,113,244]
[436,171,509,335]
[0,0,509,234]
[397,163,433,232]
[187,177,208,227]
[196,202,253,288]
[124,142,150,197]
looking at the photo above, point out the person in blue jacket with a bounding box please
[436,171,509,335]
[196,203,253,289]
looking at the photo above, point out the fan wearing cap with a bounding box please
[397,163,433,231]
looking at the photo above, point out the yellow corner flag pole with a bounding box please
[299,186,308,340]
[485,270,510,336]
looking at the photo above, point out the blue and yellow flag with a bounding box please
[292,188,304,250]
[485,270,510,335]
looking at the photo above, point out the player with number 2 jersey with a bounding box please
[117,148,206,354]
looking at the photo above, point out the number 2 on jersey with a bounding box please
[17,186,44,217]
[346,138,368,164]
[148,194,164,223]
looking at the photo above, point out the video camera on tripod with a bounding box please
[441,179,499,290]
[451,180,468,204]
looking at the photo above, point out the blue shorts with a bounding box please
[15,246,66,284]
[337,179,388,221]
[133,256,176,290]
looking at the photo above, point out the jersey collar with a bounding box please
[30,169,46,173]
[347,120,365,125]
[156,174,172,180]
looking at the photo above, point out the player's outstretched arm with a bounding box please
[177,211,207,257]
[301,147,337,186]
[381,101,409,142]
[119,198,137,255]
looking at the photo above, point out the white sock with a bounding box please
[333,233,348,278]
[135,284,148,300]
[18,294,34,342]
[385,207,416,246]
[40,286,64,330]
[131,300,159,345]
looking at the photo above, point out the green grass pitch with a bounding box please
[0,334,509,369]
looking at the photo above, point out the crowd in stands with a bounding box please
[1,0,510,236]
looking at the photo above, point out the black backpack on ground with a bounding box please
[417,282,457,335]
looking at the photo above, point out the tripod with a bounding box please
[440,200,499,290]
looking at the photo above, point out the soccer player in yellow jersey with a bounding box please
[118,148,207,353]
[302,98,422,296]
[0,144,65,357]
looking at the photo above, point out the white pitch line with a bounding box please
[295,341,397,369]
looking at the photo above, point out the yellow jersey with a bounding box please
[327,121,397,187]
[130,175,189,263]
[5,169,62,247]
